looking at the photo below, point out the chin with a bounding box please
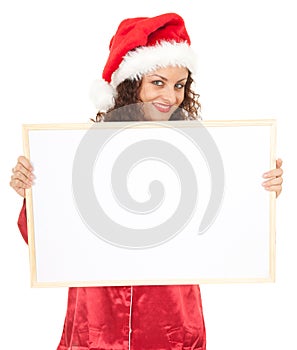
[144,113,172,121]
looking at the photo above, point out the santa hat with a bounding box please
[90,13,197,111]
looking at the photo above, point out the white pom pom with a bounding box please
[89,79,116,111]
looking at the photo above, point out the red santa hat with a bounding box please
[90,13,197,111]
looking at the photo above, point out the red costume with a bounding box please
[18,201,206,350]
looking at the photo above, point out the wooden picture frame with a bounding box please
[23,119,276,287]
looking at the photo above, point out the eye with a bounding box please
[175,83,185,90]
[152,80,164,86]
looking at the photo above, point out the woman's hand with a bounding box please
[262,158,283,198]
[10,156,34,198]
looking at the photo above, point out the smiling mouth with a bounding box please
[152,102,173,113]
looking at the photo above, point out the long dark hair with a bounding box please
[91,71,201,122]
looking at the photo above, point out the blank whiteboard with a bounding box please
[23,119,276,287]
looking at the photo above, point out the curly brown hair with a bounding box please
[91,71,201,122]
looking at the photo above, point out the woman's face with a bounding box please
[139,66,188,121]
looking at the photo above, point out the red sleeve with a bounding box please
[17,199,28,244]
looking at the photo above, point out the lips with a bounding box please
[152,102,173,113]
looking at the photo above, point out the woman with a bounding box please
[10,13,283,350]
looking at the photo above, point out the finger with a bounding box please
[9,180,27,198]
[10,178,32,190]
[276,158,283,169]
[11,171,33,186]
[263,167,283,179]
[17,156,33,171]
[262,158,283,178]
[13,162,34,180]
[262,176,283,188]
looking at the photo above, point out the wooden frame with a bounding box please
[23,119,276,287]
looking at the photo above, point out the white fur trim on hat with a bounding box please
[89,79,116,111]
[111,41,197,88]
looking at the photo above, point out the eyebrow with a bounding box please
[147,74,188,82]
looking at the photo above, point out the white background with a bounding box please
[0,0,295,349]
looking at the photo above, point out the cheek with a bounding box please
[139,85,157,103]
[176,91,185,105]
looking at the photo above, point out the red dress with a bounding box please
[18,200,206,350]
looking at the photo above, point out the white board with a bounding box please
[23,119,276,287]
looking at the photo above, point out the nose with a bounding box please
[161,86,178,105]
